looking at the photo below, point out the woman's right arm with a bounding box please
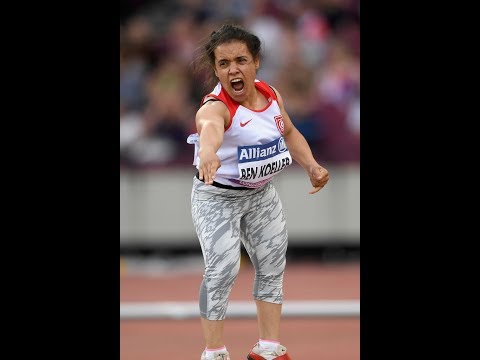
[195,100,229,185]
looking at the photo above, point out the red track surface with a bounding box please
[120,260,359,360]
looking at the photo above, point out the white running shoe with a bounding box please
[200,349,231,360]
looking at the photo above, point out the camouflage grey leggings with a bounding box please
[191,177,288,320]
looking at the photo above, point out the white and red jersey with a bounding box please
[187,79,292,188]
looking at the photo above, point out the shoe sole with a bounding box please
[247,354,290,360]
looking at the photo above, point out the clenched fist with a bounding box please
[307,165,329,194]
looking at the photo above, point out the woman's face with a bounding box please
[213,40,259,103]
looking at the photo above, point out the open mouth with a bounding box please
[231,78,244,93]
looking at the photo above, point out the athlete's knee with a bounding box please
[204,256,241,287]
[200,259,241,320]
[258,254,286,277]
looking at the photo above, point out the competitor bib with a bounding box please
[235,136,292,187]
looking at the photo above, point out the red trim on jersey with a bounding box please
[255,79,278,101]
[200,92,239,131]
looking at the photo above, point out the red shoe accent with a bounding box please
[247,352,292,360]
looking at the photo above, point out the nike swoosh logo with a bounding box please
[240,119,252,127]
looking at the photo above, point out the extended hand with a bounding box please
[198,150,221,185]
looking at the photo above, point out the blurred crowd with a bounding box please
[120,0,360,169]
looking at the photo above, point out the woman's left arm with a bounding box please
[272,86,329,194]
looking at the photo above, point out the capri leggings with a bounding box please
[191,176,288,320]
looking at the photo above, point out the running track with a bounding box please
[120,258,359,360]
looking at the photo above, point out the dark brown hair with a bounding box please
[192,23,262,91]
